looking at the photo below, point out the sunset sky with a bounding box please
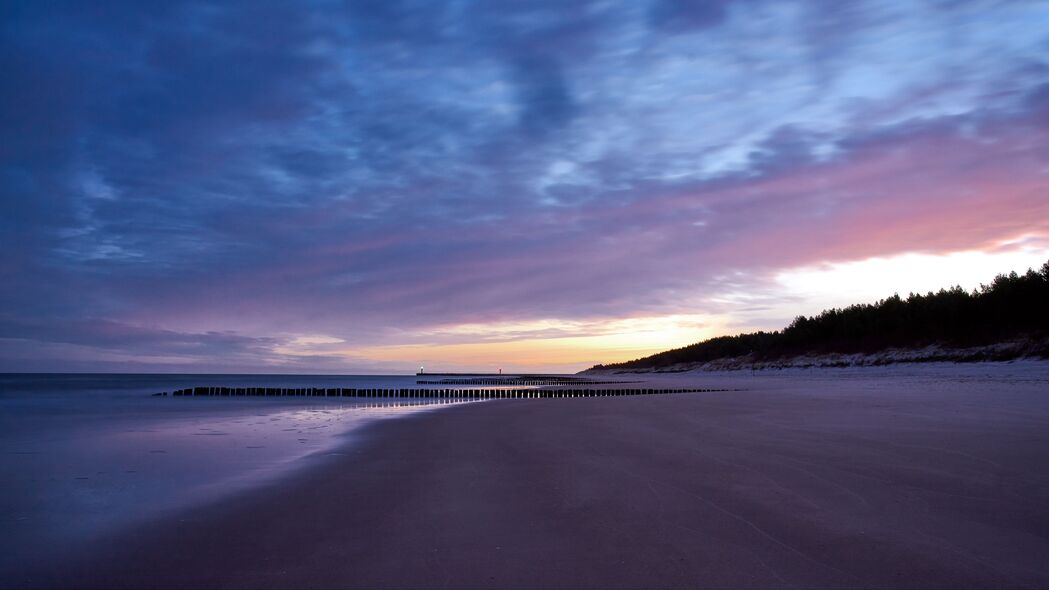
[3,1,1048,373]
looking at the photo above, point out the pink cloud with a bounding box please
[115,108,1049,352]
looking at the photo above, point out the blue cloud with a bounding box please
[2,0,1048,370]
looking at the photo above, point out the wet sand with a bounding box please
[14,365,1049,589]
[0,384,457,579]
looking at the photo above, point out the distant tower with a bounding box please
[419,366,424,374]
[499,368,502,374]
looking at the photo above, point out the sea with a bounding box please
[0,373,480,574]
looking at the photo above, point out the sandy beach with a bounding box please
[6,2,1049,587]
[7,363,1047,589]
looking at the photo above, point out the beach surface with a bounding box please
[0,374,467,581]
[13,363,1049,589]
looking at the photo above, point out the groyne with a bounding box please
[166,386,725,398]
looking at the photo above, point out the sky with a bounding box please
[2,0,1048,374]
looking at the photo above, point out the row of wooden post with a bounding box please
[168,387,717,398]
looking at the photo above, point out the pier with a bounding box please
[167,386,726,398]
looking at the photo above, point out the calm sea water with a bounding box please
[0,373,477,574]
[0,372,480,398]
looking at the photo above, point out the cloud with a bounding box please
[647,0,731,32]
[0,317,400,373]
[511,55,578,134]
[2,0,1048,371]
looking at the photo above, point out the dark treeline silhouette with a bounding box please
[593,261,1049,370]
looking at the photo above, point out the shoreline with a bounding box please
[0,384,472,581]
[14,363,1049,589]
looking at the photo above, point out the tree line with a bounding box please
[593,260,1049,370]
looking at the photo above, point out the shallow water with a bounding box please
[0,374,477,571]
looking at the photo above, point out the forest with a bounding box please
[592,261,1049,370]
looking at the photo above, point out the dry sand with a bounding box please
[12,363,1049,589]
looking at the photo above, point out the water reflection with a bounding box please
[0,394,478,574]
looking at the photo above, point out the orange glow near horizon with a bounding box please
[258,244,1049,374]
[395,246,1048,373]
[267,314,730,373]
[354,314,732,372]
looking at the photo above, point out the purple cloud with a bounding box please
[2,0,1048,371]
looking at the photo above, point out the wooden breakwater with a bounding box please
[167,387,724,399]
